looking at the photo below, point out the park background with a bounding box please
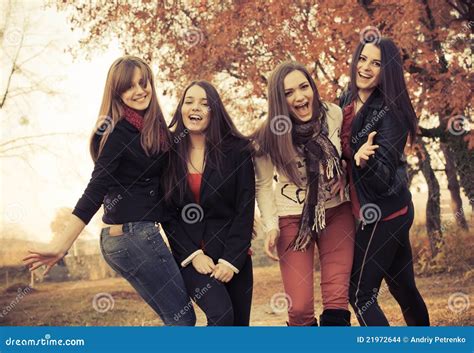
[0,0,472,326]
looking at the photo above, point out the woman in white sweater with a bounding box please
[254,61,355,326]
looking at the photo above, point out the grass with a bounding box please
[0,265,472,326]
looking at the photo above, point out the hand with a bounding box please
[354,131,379,167]
[192,253,216,275]
[329,161,347,201]
[22,244,68,275]
[264,229,279,261]
[211,263,234,283]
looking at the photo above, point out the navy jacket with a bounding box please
[161,138,255,271]
[73,120,168,225]
[340,89,412,221]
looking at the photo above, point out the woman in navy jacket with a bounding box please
[23,56,196,326]
[339,38,430,326]
[162,80,255,326]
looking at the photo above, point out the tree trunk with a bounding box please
[417,141,443,257]
[441,143,469,230]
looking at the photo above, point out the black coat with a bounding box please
[161,139,256,271]
[340,89,412,221]
[73,120,168,225]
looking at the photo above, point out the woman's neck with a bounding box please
[357,88,374,104]
[189,133,206,150]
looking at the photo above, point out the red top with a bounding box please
[187,173,202,204]
[341,101,407,221]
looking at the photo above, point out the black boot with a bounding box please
[319,309,351,326]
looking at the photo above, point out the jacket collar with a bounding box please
[365,88,385,110]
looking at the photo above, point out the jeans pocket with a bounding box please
[104,248,137,274]
[142,226,167,252]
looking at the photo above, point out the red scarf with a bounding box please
[121,104,168,150]
[122,104,144,131]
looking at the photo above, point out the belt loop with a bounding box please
[101,227,110,236]
[122,222,131,233]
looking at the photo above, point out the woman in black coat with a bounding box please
[162,80,255,326]
[339,37,430,326]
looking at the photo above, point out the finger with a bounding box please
[43,265,53,276]
[207,264,215,272]
[22,253,42,261]
[360,154,370,161]
[267,246,279,261]
[264,246,274,260]
[340,185,345,201]
[367,131,377,144]
[29,262,45,272]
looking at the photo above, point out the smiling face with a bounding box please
[356,44,381,92]
[283,70,314,122]
[181,85,210,134]
[120,66,152,111]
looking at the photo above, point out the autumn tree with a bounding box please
[54,0,472,255]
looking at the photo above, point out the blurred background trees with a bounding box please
[54,0,472,256]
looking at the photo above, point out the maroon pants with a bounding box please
[277,202,355,326]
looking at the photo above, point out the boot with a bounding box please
[319,309,351,326]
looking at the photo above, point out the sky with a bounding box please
[0,1,179,242]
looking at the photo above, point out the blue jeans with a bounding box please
[100,221,196,326]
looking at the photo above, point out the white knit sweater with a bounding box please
[255,102,350,233]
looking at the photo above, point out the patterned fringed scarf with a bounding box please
[290,114,343,251]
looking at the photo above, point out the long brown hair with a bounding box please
[89,55,170,161]
[164,80,249,202]
[254,61,327,185]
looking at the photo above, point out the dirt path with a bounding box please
[1,266,472,326]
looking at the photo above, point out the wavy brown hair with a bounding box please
[89,55,170,161]
[253,61,327,186]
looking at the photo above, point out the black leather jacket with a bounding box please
[340,89,411,222]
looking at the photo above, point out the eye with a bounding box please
[285,91,292,97]
[301,84,310,90]
[372,61,381,67]
[359,56,366,62]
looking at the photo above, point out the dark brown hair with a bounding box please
[164,80,249,202]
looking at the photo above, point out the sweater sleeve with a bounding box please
[254,154,279,233]
[72,129,124,224]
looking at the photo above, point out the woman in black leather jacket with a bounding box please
[339,37,430,326]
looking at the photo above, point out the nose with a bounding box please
[361,60,371,71]
[191,102,201,112]
[294,89,305,102]
[135,84,146,96]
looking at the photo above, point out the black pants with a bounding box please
[349,202,430,326]
[181,255,253,326]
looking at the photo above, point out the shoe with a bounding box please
[319,309,351,326]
